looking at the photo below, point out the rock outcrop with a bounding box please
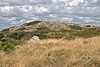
[9,20,73,32]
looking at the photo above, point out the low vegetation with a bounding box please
[0,36,100,67]
[69,25,82,30]
[0,42,14,52]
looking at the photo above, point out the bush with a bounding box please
[0,42,14,52]
[0,28,10,40]
[73,28,100,38]
[1,28,9,32]
[9,31,34,40]
[69,25,82,30]
[1,38,21,45]
[0,33,4,40]
[37,27,53,33]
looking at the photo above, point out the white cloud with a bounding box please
[69,0,84,6]
[0,6,13,12]
[1,0,28,5]
[0,6,14,16]
[79,17,94,22]
[49,14,56,17]
[0,0,100,30]
[92,0,98,3]
[64,17,73,21]
[35,6,49,13]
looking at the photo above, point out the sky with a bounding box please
[0,0,100,30]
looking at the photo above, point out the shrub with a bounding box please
[1,28,9,32]
[37,27,53,33]
[0,28,10,40]
[0,33,4,40]
[73,28,100,38]
[9,31,33,40]
[1,38,21,45]
[0,42,14,52]
[69,25,82,30]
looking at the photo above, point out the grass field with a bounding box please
[0,36,100,67]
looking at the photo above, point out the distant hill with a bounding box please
[0,20,100,52]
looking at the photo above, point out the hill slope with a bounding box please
[0,36,100,67]
[0,20,100,52]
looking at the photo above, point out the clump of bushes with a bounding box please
[74,28,100,38]
[32,27,100,39]
[0,31,35,52]
[0,42,14,52]
[69,25,82,30]
[1,38,21,45]
[37,27,52,33]
[1,28,9,32]
[5,31,34,41]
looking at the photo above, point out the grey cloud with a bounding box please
[0,0,28,5]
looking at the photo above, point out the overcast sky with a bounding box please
[0,0,100,30]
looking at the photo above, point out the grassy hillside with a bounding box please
[0,20,100,52]
[0,36,100,67]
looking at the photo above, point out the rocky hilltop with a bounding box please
[5,20,99,33]
[9,20,79,32]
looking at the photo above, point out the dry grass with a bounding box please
[0,36,100,67]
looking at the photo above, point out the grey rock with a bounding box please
[31,36,40,41]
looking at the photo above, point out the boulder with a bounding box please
[31,36,40,41]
